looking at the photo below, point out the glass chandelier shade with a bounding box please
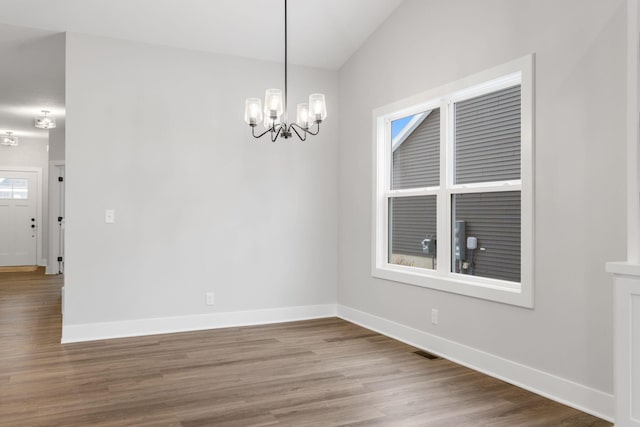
[35,110,56,129]
[1,132,18,147]
[296,103,311,128]
[244,98,263,126]
[309,94,327,122]
[263,89,284,125]
[264,115,281,129]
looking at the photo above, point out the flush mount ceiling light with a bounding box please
[244,0,327,142]
[1,132,18,147]
[35,110,56,129]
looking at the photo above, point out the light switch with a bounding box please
[105,209,115,224]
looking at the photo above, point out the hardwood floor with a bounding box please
[0,269,611,426]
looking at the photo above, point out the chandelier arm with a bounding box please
[289,124,307,141]
[303,121,321,136]
[252,125,275,139]
[271,125,283,142]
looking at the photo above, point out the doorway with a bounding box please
[0,170,39,267]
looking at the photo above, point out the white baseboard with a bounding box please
[61,304,337,344]
[60,302,614,421]
[337,304,614,423]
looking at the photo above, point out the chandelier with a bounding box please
[35,110,56,129]
[1,131,18,147]
[244,0,327,142]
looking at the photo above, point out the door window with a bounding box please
[0,178,29,199]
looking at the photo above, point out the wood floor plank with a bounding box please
[0,269,611,426]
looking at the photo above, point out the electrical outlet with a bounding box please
[431,308,439,325]
[206,292,215,306]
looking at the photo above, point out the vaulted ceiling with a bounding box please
[0,0,404,141]
[0,0,404,70]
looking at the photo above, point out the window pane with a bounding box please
[391,108,440,189]
[0,178,10,199]
[455,85,521,184]
[451,191,520,282]
[389,195,437,270]
[12,178,28,199]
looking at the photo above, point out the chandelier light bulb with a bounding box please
[308,94,327,122]
[244,98,263,126]
[296,103,311,129]
[263,89,283,120]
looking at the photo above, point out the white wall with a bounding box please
[338,0,625,401]
[64,33,338,330]
[0,138,49,265]
[0,138,48,170]
[49,125,65,161]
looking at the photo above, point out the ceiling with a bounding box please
[0,0,403,143]
[0,25,65,142]
[0,0,404,70]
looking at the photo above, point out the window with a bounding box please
[372,55,534,307]
[0,178,28,199]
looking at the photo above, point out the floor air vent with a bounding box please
[414,350,441,360]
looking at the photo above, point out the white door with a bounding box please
[0,171,37,266]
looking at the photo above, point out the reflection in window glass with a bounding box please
[0,178,29,199]
[0,178,11,199]
[389,195,437,270]
[451,191,520,282]
[391,109,440,190]
[12,178,28,199]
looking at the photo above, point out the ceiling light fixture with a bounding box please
[244,0,327,142]
[1,132,18,147]
[35,110,56,129]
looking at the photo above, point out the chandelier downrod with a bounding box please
[284,0,288,122]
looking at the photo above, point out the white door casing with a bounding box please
[0,170,40,267]
[47,162,65,275]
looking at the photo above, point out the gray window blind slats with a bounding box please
[389,196,437,258]
[456,102,520,121]
[455,139,520,154]
[455,88,520,109]
[453,192,521,283]
[458,108,520,130]
[456,121,521,138]
[392,109,440,189]
[455,85,521,184]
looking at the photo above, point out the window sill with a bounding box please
[372,264,533,308]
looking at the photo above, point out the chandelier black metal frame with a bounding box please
[244,0,327,142]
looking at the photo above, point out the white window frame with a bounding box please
[372,54,534,308]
